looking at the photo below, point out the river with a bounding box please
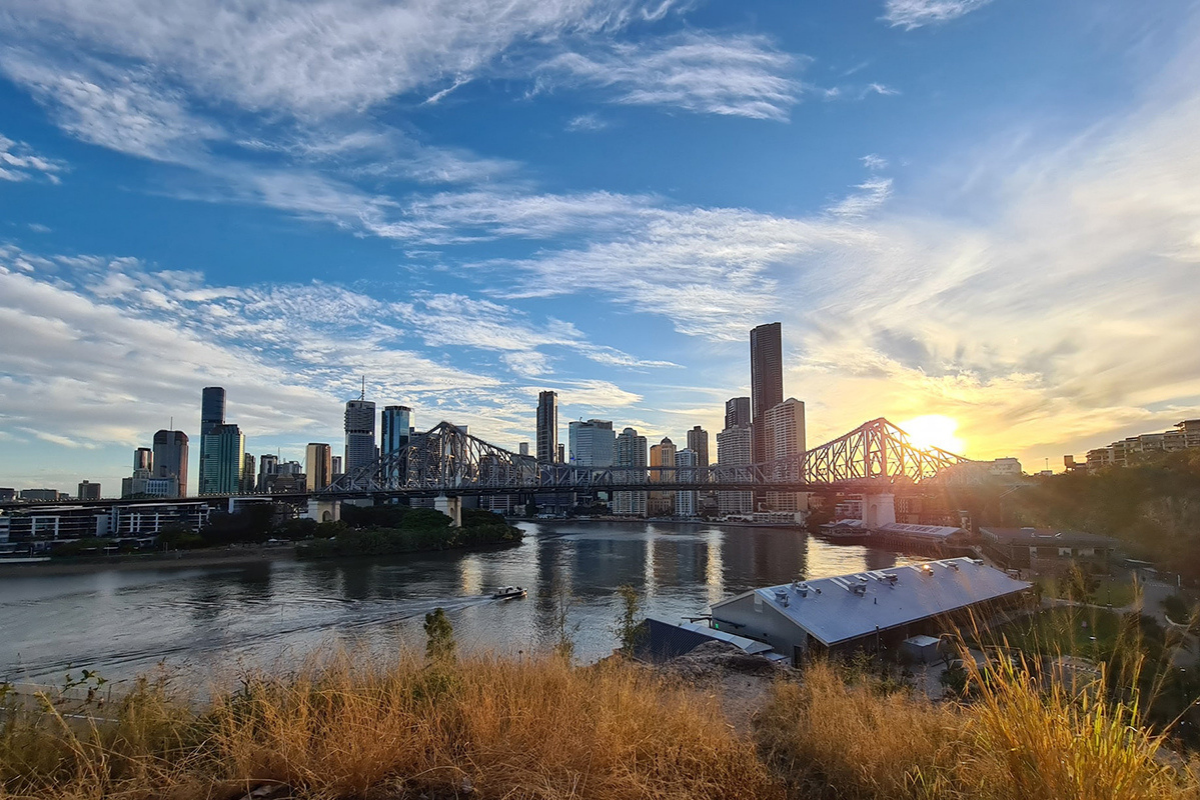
[0,521,924,687]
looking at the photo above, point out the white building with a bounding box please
[568,419,615,467]
[717,425,753,515]
[675,448,698,517]
[613,427,648,516]
[988,457,1022,477]
[763,398,806,512]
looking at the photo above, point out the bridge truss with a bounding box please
[323,418,973,497]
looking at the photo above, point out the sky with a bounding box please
[1,0,1199,495]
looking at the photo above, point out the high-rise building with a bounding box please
[380,405,411,485]
[152,430,188,497]
[750,323,783,463]
[687,425,709,467]
[568,419,615,467]
[134,447,153,472]
[241,453,256,493]
[198,387,227,495]
[613,427,648,516]
[763,398,806,512]
[331,455,343,475]
[344,399,377,473]
[725,397,751,430]
[649,437,677,517]
[518,442,530,457]
[77,481,101,501]
[199,424,244,494]
[257,454,278,492]
[306,443,332,491]
[717,425,754,515]
[557,443,566,463]
[675,448,698,516]
[536,391,558,464]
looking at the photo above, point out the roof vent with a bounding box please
[882,573,899,585]
[793,581,810,598]
[920,563,934,577]
[850,583,867,596]
[947,561,960,571]
[774,589,790,607]
[970,558,985,566]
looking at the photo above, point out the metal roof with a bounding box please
[981,527,1118,547]
[711,557,1030,647]
[877,522,966,540]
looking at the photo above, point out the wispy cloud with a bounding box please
[0,133,66,183]
[828,177,894,218]
[540,32,802,121]
[882,0,993,30]
[566,112,609,131]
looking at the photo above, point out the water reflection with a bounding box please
[0,522,923,684]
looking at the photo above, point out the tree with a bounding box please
[424,608,456,663]
[614,584,644,655]
[550,580,580,661]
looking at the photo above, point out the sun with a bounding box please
[898,415,966,455]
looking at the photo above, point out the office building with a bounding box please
[557,443,566,463]
[614,427,648,516]
[331,455,342,475]
[649,437,677,517]
[257,454,279,492]
[77,481,101,501]
[725,397,751,431]
[675,448,698,516]
[134,447,153,472]
[18,489,60,502]
[568,419,615,467]
[536,391,558,464]
[763,398,806,512]
[717,425,754,515]
[199,424,245,494]
[152,430,188,497]
[198,387,227,495]
[306,443,333,492]
[518,442,530,457]
[344,398,377,473]
[240,453,256,493]
[687,425,710,467]
[380,405,411,485]
[750,322,783,463]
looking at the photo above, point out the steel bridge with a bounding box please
[323,417,973,498]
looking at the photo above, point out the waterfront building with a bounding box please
[241,453,256,493]
[380,405,411,485]
[305,443,333,491]
[717,424,754,514]
[750,323,783,464]
[197,387,226,494]
[77,481,101,501]
[1083,419,1200,470]
[344,398,377,473]
[649,437,677,517]
[134,447,153,472]
[256,454,278,492]
[199,424,245,494]
[152,430,188,497]
[536,391,558,464]
[613,427,648,516]
[763,398,806,513]
[675,448,698,517]
[568,419,615,467]
[686,425,710,467]
[725,397,751,431]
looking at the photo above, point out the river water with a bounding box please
[0,521,924,687]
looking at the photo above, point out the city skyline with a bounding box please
[2,1,1200,491]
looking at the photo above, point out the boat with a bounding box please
[491,586,527,600]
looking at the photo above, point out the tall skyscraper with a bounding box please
[152,430,188,497]
[648,437,677,517]
[344,398,377,473]
[536,391,558,464]
[725,397,751,430]
[750,322,783,463]
[613,427,648,516]
[557,443,566,463]
[134,447,153,471]
[380,405,411,485]
[518,442,530,457]
[241,453,256,493]
[257,454,278,492]
[568,419,615,467]
[763,398,807,513]
[687,425,709,467]
[200,424,244,494]
[717,425,754,515]
[198,387,227,495]
[77,480,101,500]
[331,455,343,475]
[306,443,332,491]
[674,448,698,516]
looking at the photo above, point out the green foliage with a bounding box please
[424,608,456,663]
[201,503,279,544]
[298,507,523,559]
[1064,563,1099,604]
[157,523,207,550]
[1161,593,1195,627]
[614,584,644,654]
[550,580,580,661]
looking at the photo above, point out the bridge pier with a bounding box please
[435,494,462,528]
[863,493,895,529]
[305,498,341,524]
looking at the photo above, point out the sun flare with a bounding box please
[898,414,966,455]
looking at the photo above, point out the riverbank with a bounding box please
[0,544,298,576]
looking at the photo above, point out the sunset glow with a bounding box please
[898,415,966,456]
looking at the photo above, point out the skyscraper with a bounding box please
[198,387,227,495]
[763,398,807,513]
[648,437,677,517]
[613,427,648,516]
[717,425,754,515]
[331,455,342,475]
[344,398,377,473]
[557,443,566,464]
[77,481,101,500]
[750,322,783,463]
[257,454,278,492]
[199,424,244,494]
[134,447,153,471]
[725,397,751,430]
[568,419,615,467]
[536,391,558,464]
[380,405,411,486]
[241,453,256,493]
[675,448,698,516]
[687,425,709,467]
[518,442,530,457]
[152,430,188,497]
[306,443,332,491]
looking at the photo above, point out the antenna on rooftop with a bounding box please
[361,375,366,401]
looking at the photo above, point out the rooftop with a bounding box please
[712,557,1030,647]
[877,522,967,540]
[981,527,1118,547]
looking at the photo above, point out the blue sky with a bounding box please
[1,0,1199,494]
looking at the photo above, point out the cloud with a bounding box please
[861,153,889,171]
[539,32,802,121]
[0,133,66,183]
[566,112,609,131]
[882,0,992,30]
[828,176,893,218]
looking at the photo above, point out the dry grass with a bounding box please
[0,653,778,800]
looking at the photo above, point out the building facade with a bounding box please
[305,443,333,491]
[717,424,754,514]
[675,448,698,516]
[77,481,101,500]
[198,387,226,495]
[762,398,806,512]
[613,427,648,516]
[199,424,245,494]
[725,396,751,431]
[649,437,677,517]
[568,419,615,467]
[380,405,411,485]
[344,399,377,473]
[536,391,558,464]
[750,323,783,464]
[152,430,188,497]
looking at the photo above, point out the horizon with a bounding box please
[2,0,1199,493]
